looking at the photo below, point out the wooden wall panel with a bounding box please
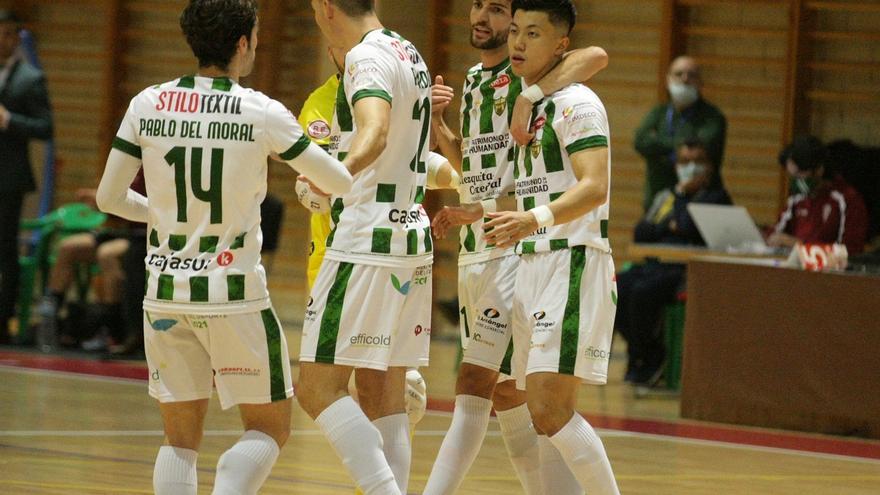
[676,0,790,225]
[805,1,880,145]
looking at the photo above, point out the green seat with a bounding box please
[14,203,107,343]
[663,298,686,391]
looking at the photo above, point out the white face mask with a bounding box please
[676,161,707,183]
[668,81,699,107]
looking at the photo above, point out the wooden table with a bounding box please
[680,259,880,439]
[627,243,789,264]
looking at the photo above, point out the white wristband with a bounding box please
[480,199,497,215]
[531,205,554,228]
[521,84,544,104]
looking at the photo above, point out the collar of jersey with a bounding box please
[359,28,383,44]
[483,57,511,75]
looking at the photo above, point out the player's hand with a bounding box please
[297,175,329,196]
[432,203,484,239]
[510,94,536,146]
[431,75,454,117]
[295,176,331,213]
[483,210,539,248]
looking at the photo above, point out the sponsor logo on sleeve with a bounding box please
[307,119,331,140]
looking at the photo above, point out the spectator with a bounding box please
[769,136,868,255]
[0,10,53,343]
[616,139,731,385]
[634,55,726,211]
[35,189,130,351]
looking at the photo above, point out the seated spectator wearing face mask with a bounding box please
[634,55,727,212]
[616,138,731,386]
[768,135,868,255]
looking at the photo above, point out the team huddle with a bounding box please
[96,0,620,494]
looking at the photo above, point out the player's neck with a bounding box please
[198,64,240,83]
[523,57,561,87]
[339,15,383,52]
[480,47,508,70]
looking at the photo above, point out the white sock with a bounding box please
[153,446,198,495]
[211,430,280,495]
[537,435,584,495]
[496,404,541,495]
[549,413,621,495]
[315,396,401,495]
[422,394,492,495]
[373,413,412,494]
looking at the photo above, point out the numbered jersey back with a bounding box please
[112,75,310,314]
[326,29,433,268]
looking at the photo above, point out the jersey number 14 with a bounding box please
[165,146,223,224]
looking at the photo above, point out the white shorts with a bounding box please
[144,307,293,410]
[511,246,616,389]
[300,260,432,370]
[459,255,518,377]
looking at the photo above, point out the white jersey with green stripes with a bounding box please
[513,83,612,255]
[457,59,519,266]
[112,75,315,314]
[325,29,433,268]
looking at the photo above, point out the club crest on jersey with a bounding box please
[563,106,574,118]
[493,97,506,116]
[491,74,511,89]
[307,119,331,140]
[530,141,542,158]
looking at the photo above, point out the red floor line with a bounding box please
[4,350,880,461]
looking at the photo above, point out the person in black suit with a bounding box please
[0,10,53,342]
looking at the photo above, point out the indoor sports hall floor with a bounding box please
[1,324,878,494]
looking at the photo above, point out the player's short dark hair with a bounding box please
[0,9,21,26]
[779,135,827,172]
[331,0,374,17]
[511,0,577,35]
[180,0,258,70]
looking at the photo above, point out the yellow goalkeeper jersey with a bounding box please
[298,74,339,289]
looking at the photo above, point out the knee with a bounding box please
[527,399,572,437]
[456,364,498,398]
[491,381,525,410]
[296,382,341,420]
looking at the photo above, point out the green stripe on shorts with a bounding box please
[559,246,586,375]
[317,262,354,363]
[260,308,288,402]
[500,338,514,376]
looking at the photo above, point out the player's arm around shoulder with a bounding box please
[510,46,609,146]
